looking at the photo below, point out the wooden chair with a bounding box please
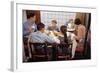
[75,42,84,59]
[28,42,51,62]
[23,37,30,62]
[53,43,72,60]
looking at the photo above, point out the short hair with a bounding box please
[37,22,45,30]
[26,10,35,19]
[60,25,67,33]
[52,20,57,24]
[74,18,81,25]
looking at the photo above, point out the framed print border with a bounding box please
[11,1,97,71]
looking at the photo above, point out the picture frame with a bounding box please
[11,1,97,71]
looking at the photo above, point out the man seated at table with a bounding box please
[29,22,59,43]
[28,22,60,60]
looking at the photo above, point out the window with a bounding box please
[41,11,76,29]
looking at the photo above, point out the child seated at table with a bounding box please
[56,25,77,58]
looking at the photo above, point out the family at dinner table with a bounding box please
[23,12,86,60]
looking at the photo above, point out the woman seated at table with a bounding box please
[56,25,77,59]
[74,18,86,42]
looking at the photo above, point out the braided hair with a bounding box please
[60,25,68,44]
